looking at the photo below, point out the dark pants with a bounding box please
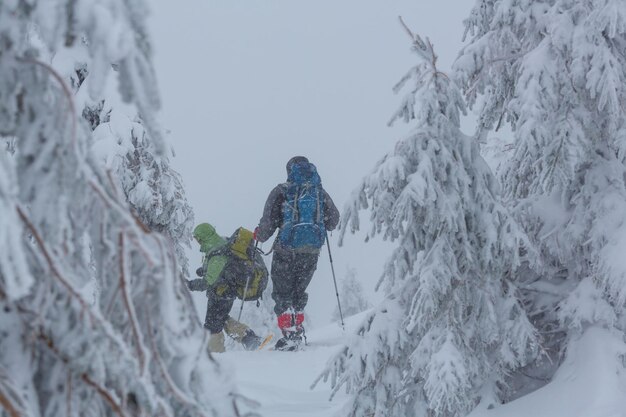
[271,248,320,315]
[204,284,236,333]
[202,255,265,333]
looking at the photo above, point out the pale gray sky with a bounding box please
[149,1,474,325]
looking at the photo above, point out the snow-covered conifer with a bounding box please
[332,267,371,322]
[455,0,626,377]
[0,2,237,416]
[319,26,537,417]
[91,111,195,278]
[52,41,195,280]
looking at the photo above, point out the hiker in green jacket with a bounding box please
[187,223,270,353]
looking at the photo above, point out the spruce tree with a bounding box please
[331,267,371,321]
[91,109,195,279]
[0,2,237,416]
[455,0,626,379]
[319,27,537,417]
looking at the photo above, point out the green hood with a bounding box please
[193,223,226,253]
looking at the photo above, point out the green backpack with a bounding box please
[212,227,268,301]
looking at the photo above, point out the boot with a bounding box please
[224,316,251,343]
[274,310,304,351]
[208,331,225,353]
[241,330,264,351]
[274,330,303,351]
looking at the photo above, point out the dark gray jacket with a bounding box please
[256,183,340,244]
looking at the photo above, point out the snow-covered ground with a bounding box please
[219,319,626,417]
[470,326,626,417]
[219,314,366,417]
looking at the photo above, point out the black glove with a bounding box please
[186,278,208,292]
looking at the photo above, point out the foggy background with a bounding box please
[148,1,474,326]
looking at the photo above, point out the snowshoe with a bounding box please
[274,327,305,351]
[257,334,274,350]
[274,335,301,351]
[241,331,274,351]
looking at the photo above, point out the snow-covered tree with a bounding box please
[0,2,238,416]
[52,41,196,280]
[455,0,626,378]
[332,267,371,322]
[91,108,195,278]
[318,27,537,417]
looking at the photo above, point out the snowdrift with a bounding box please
[470,327,626,417]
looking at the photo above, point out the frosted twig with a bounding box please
[127,233,156,267]
[230,393,261,409]
[156,238,208,368]
[88,179,151,234]
[17,206,93,319]
[0,367,28,417]
[153,233,203,327]
[38,333,128,417]
[518,370,551,382]
[398,16,415,40]
[231,395,262,417]
[106,170,121,199]
[66,371,72,417]
[82,374,128,417]
[89,180,156,266]
[16,57,77,148]
[105,283,121,318]
[119,232,147,375]
[0,390,20,417]
[486,50,529,65]
[145,309,209,417]
[463,50,529,99]
[494,108,506,132]
[396,18,448,85]
[19,205,145,389]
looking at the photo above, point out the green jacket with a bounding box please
[193,223,228,287]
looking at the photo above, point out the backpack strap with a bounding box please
[292,185,301,223]
[316,186,321,224]
[204,245,230,260]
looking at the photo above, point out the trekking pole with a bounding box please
[326,232,345,330]
[237,240,258,322]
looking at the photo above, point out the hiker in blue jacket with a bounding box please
[255,156,340,350]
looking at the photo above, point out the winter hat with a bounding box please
[286,156,309,175]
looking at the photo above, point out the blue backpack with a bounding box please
[278,162,326,251]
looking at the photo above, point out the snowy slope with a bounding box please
[218,314,369,417]
[219,320,626,417]
[470,327,626,417]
